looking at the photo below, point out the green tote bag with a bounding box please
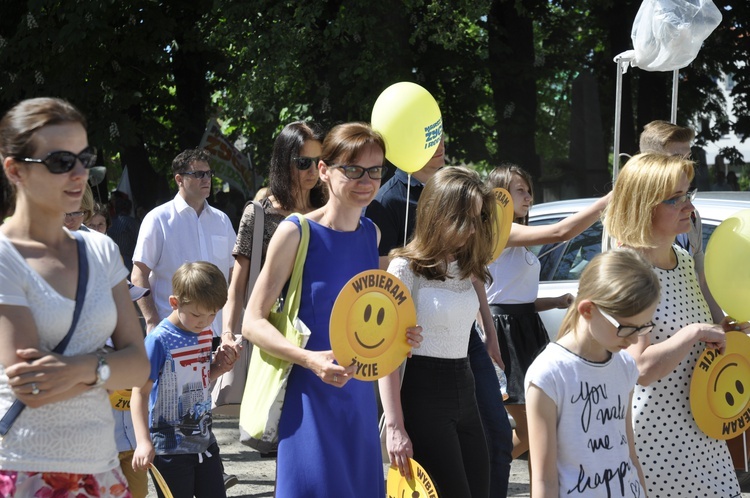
[239,214,312,452]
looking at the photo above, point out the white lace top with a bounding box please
[387,257,478,359]
[0,230,127,473]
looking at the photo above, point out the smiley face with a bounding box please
[707,358,750,419]
[347,292,398,358]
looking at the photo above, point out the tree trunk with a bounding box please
[487,0,540,178]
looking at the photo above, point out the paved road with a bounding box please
[146,415,750,497]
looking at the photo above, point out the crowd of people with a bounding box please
[0,96,748,498]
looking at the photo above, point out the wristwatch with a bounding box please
[90,350,111,388]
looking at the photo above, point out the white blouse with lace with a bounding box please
[387,257,478,359]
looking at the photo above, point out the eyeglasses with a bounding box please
[13,146,97,174]
[662,188,697,206]
[180,169,215,180]
[327,164,388,180]
[65,211,85,219]
[293,156,320,170]
[597,306,655,338]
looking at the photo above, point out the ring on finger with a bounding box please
[31,382,40,396]
[333,375,338,383]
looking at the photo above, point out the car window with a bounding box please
[529,219,603,282]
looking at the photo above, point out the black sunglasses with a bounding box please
[293,156,320,171]
[14,146,97,174]
[328,164,388,180]
[181,169,215,180]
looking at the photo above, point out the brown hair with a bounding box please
[0,98,87,219]
[0,97,87,161]
[390,166,495,283]
[603,153,694,249]
[171,261,228,311]
[321,122,385,167]
[487,163,534,224]
[639,120,695,154]
[557,249,660,339]
[269,121,326,211]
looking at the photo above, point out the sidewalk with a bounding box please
[146,415,750,497]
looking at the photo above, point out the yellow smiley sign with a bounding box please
[690,331,750,440]
[330,269,416,381]
[386,458,439,498]
[491,188,514,262]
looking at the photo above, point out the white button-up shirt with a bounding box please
[133,193,236,335]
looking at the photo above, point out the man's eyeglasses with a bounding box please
[327,164,388,180]
[597,306,655,338]
[293,156,320,171]
[662,188,697,206]
[13,146,97,174]
[65,211,85,220]
[180,169,215,180]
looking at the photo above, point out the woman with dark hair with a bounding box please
[244,122,421,497]
[222,121,326,339]
[0,98,148,496]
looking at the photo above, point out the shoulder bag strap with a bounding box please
[243,201,265,305]
[284,214,309,321]
[0,231,89,437]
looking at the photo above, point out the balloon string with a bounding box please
[404,175,411,247]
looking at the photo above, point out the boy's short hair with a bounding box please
[639,120,695,153]
[171,261,228,311]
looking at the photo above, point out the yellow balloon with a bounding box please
[704,208,750,322]
[371,82,442,173]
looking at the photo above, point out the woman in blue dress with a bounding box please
[244,122,422,497]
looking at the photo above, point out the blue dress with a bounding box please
[276,216,383,497]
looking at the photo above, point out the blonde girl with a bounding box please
[526,249,658,498]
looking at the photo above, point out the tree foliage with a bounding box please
[1,0,747,209]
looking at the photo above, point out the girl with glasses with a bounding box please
[244,122,421,497]
[525,249,659,498]
[603,152,743,497]
[0,98,149,496]
[222,121,326,344]
[485,164,610,469]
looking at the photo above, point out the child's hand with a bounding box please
[405,325,423,358]
[132,443,155,471]
[213,346,236,375]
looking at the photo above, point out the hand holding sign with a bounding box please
[387,458,439,498]
[690,331,750,440]
[330,270,417,380]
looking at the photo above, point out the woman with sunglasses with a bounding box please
[0,97,149,496]
[603,153,742,497]
[525,249,658,498]
[222,121,326,343]
[244,122,421,497]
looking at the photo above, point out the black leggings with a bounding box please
[401,355,490,498]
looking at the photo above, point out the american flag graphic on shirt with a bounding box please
[148,324,216,454]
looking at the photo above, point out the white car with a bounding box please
[528,191,750,339]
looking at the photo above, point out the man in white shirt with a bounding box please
[132,148,236,338]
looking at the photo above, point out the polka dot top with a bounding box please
[632,246,740,497]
